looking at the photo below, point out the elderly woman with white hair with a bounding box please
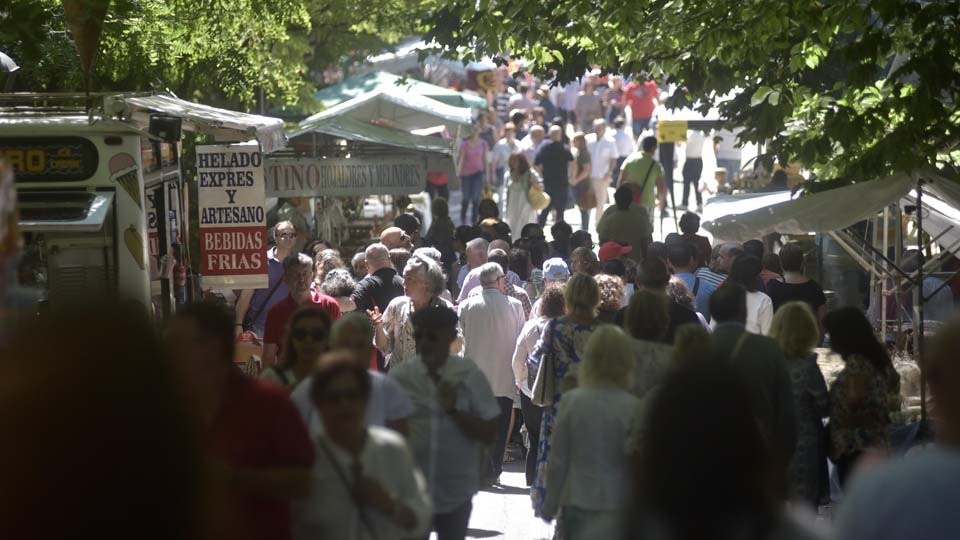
[371,254,462,368]
[540,324,641,539]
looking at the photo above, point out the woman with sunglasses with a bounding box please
[261,306,332,390]
[292,352,431,540]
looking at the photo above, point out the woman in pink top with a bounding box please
[457,126,489,225]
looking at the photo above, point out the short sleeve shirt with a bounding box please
[246,247,289,336]
[586,134,618,179]
[208,371,314,540]
[264,289,342,346]
[459,139,489,176]
[289,370,414,438]
[381,296,460,368]
[767,280,827,313]
[534,141,575,187]
[620,152,664,208]
[389,355,501,513]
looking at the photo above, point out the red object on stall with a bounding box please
[234,332,263,376]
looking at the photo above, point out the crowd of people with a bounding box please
[442,69,752,242]
[10,195,960,540]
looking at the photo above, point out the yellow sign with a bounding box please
[657,120,688,143]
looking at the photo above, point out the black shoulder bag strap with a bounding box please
[316,437,379,540]
[637,158,656,194]
[692,276,701,296]
[242,277,284,331]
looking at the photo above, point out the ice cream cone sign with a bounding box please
[61,0,111,90]
[109,153,142,209]
[124,225,145,270]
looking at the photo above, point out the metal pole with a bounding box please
[895,201,904,343]
[871,213,879,332]
[881,206,889,343]
[915,179,926,422]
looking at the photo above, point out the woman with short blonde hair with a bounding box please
[770,301,820,358]
[563,272,601,318]
[770,301,829,507]
[580,325,634,388]
[541,324,641,538]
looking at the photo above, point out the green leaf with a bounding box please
[751,86,774,106]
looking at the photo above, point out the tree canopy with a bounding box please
[414,0,960,184]
[1,0,415,111]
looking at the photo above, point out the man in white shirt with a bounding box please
[714,128,743,184]
[682,129,707,211]
[457,239,522,303]
[456,237,488,293]
[585,118,619,228]
[289,313,413,437]
[490,122,521,214]
[519,124,546,165]
[555,80,581,128]
[611,116,635,186]
[389,306,499,540]
[463,249,533,318]
[457,262,526,484]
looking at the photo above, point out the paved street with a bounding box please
[463,461,554,540]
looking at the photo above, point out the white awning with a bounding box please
[702,171,960,246]
[300,88,472,134]
[107,94,287,154]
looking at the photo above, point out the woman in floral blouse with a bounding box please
[528,273,601,516]
[824,307,900,488]
[371,254,461,368]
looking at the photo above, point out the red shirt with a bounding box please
[263,288,342,346]
[624,80,659,120]
[208,371,314,540]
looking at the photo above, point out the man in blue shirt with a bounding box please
[668,241,716,320]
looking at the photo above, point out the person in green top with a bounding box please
[596,185,652,262]
[617,136,666,226]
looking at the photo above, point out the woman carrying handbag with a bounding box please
[570,132,595,231]
[505,152,546,235]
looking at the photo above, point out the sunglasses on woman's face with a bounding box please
[292,328,328,341]
[278,232,296,240]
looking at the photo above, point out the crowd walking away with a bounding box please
[8,193,960,540]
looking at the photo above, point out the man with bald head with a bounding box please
[457,241,524,303]
[352,242,405,313]
[534,124,574,226]
[380,226,413,251]
[520,124,546,165]
[837,317,960,540]
[457,262,526,484]
[696,242,743,289]
[456,237,489,293]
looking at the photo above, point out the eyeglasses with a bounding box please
[278,233,296,240]
[292,328,328,341]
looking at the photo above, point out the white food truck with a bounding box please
[0,92,284,320]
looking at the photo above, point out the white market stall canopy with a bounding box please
[299,88,472,135]
[355,38,469,78]
[106,93,287,154]
[289,115,452,155]
[702,171,960,245]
